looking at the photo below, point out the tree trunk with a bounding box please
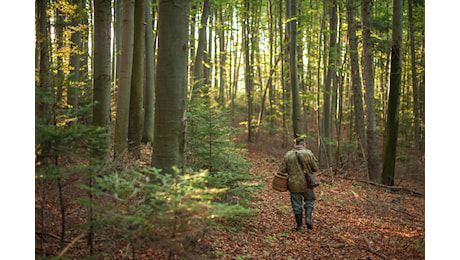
[114,0,134,157]
[243,0,253,142]
[382,0,403,186]
[92,0,112,160]
[68,0,83,111]
[346,0,366,157]
[113,0,123,88]
[361,0,380,182]
[288,0,301,138]
[151,0,190,175]
[36,0,53,126]
[192,0,211,98]
[323,0,337,156]
[142,0,156,145]
[408,0,421,167]
[128,0,146,159]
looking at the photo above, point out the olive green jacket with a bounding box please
[279,146,319,193]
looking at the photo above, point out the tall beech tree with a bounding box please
[114,0,134,157]
[382,0,403,186]
[142,0,156,145]
[346,0,366,157]
[68,0,83,111]
[287,0,301,138]
[151,0,190,175]
[36,0,52,127]
[323,0,337,156]
[92,0,112,160]
[361,0,380,182]
[128,0,146,158]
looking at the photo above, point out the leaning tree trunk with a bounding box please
[151,0,190,175]
[382,0,403,186]
[114,0,134,157]
[128,0,145,159]
[346,0,366,157]
[92,0,112,160]
[361,0,380,182]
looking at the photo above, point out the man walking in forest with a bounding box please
[279,137,319,230]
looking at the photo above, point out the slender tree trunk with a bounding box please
[324,0,337,156]
[142,0,156,145]
[37,0,53,126]
[409,0,421,166]
[114,0,134,157]
[346,0,366,157]
[151,0,190,175]
[287,0,301,138]
[361,0,379,182]
[218,8,226,106]
[243,0,253,142]
[113,0,123,88]
[382,0,403,186]
[128,0,146,158]
[68,0,83,111]
[192,0,211,98]
[54,5,65,102]
[92,0,112,160]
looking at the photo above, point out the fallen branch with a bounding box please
[336,175,424,198]
[58,233,86,257]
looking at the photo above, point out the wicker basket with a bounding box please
[272,172,288,192]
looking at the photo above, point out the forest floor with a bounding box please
[36,139,425,259]
[200,148,425,259]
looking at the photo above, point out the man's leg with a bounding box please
[290,192,304,230]
[303,189,316,229]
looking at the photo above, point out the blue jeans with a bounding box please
[290,190,316,215]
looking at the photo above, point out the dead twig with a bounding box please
[58,233,86,257]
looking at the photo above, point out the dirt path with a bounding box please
[202,150,425,259]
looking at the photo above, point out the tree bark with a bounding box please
[151,0,190,175]
[288,0,301,138]
[323,0,337,156]
[128,0,146,158]
[37,0,53,126]
[408,0,421,166]
[346,0,366,157]
[382,0,403,186]
[243,0,253,142]
[192,0,211,98]
[92,0,112,160]
[68,0,83,111]
[361,0,380,182]
[114,0,134,157]
[142,0,156,145]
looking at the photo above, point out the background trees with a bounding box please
[35,0,426,186]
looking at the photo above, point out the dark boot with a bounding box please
[295,214,303,231]
[305,207,313,230]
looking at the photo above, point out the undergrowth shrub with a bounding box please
[187,98,263,206]
[79,166,255,259]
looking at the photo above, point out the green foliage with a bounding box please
[187,98,263,207]
[79,166,255,258]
